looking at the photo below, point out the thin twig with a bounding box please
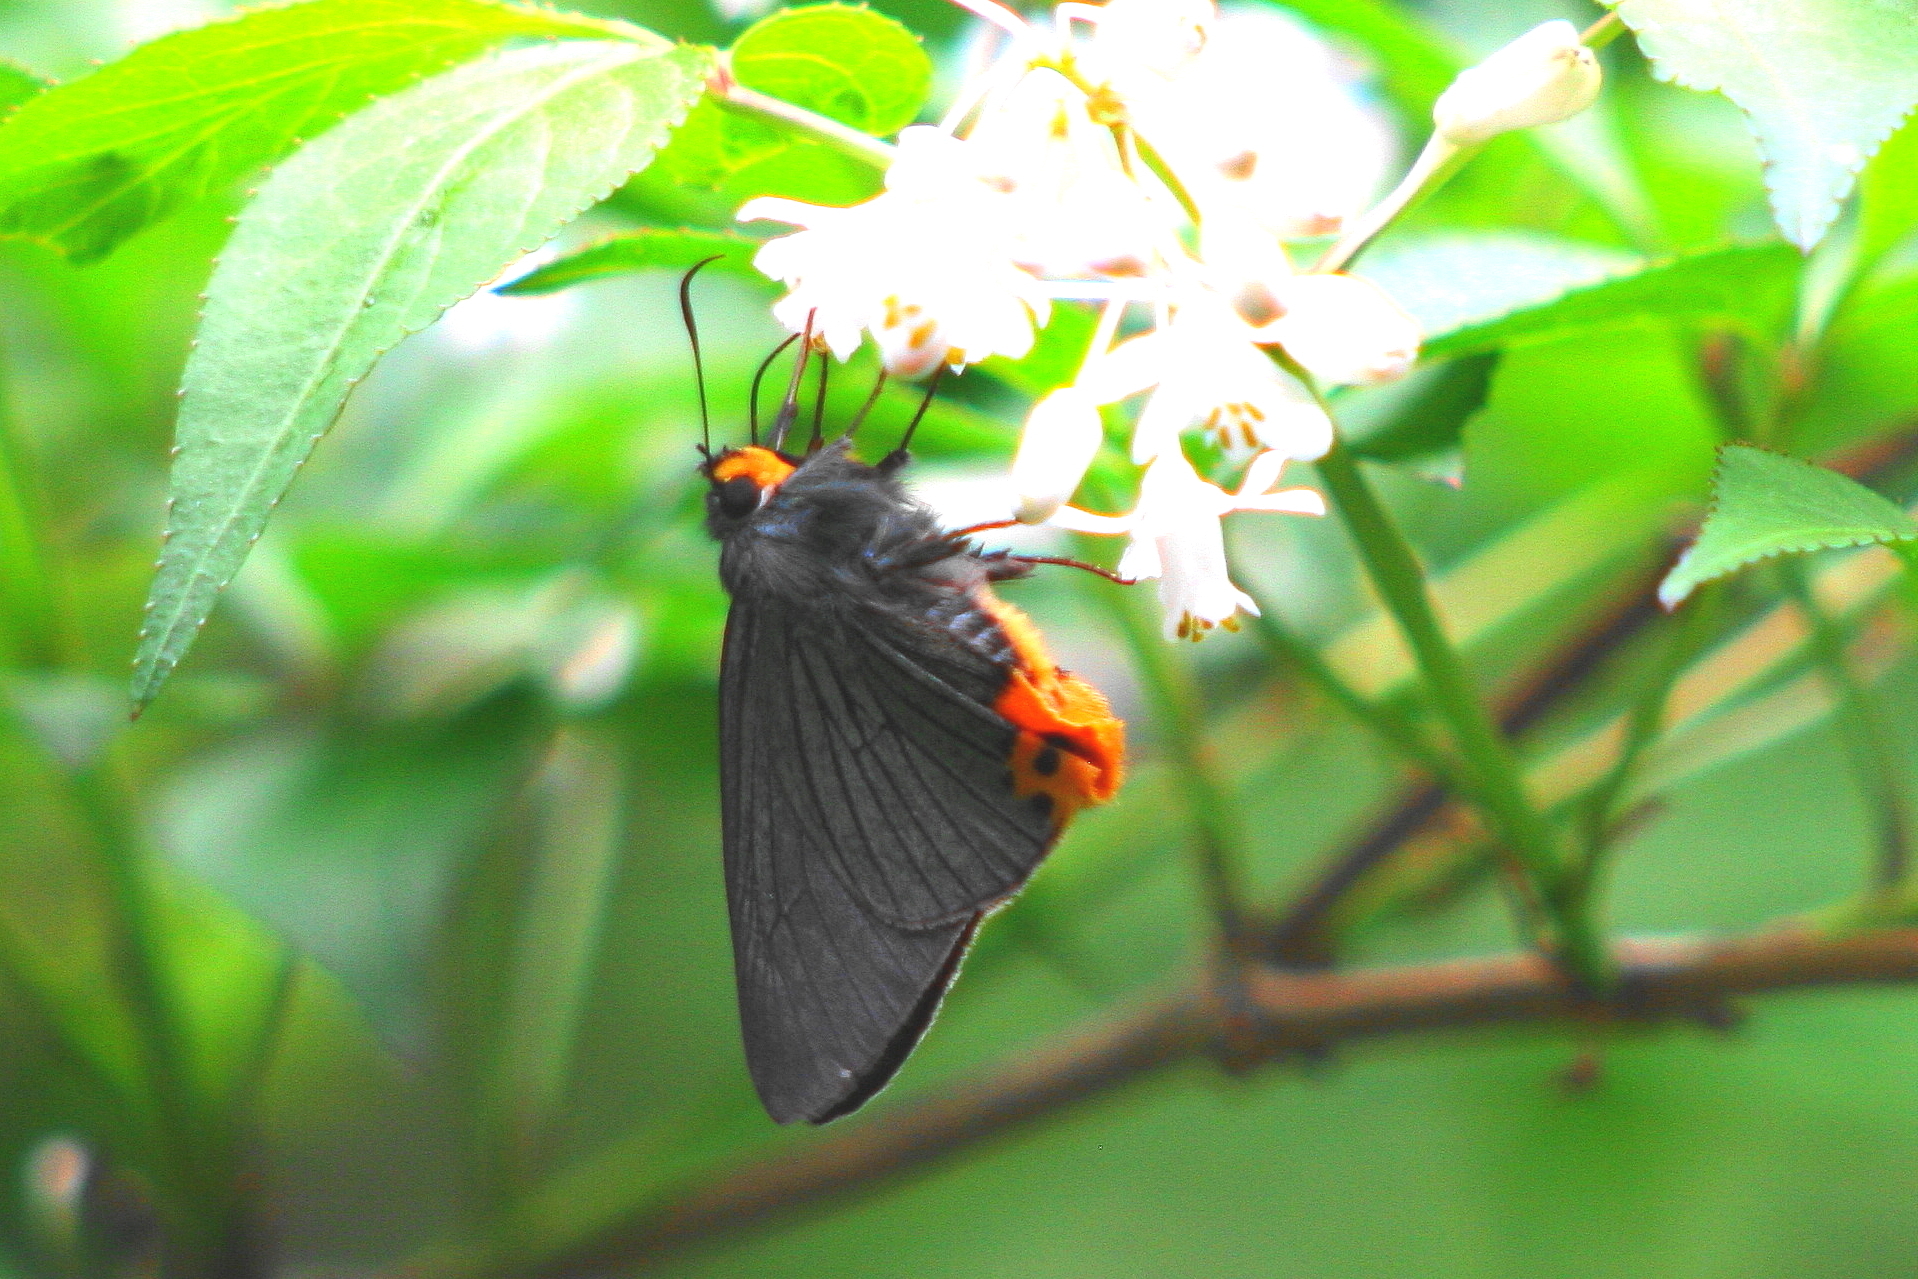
[712,76,896,168]
[1314,440,1608,987]
[1575,586,1721,875]
[1247,606,1452,780]
[1314,135,1468,275]
[1779,561,1912,888]
[486,928,1918,1279]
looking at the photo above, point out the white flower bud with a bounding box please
[1432,20,1601,146]
[1010,387,1104,523]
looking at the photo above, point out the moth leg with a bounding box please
[1003,554,1137,585]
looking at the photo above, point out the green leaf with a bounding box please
[0,0,641,263]
[1421,242,1803,358]
[0,59,48,117]
[1858,110,1918,279]
[1658,445,1918,606]
[1615,0,1918,250]
[498,228,768,295]
[1273,0,1460,127]
[132,39,711,711]
[1361,233,1640,349]
[1363,236,1802,361]
[1794,272,1918,455]
[1344,353,1497,464]
[645,4,924,205]
[729,4,929,136]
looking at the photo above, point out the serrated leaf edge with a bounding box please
[1657,444,1918,607]
[131,41,713,710]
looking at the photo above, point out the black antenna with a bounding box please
[806,351,831,454]
[845,368,888,443]
[748,332,801,446]
[769,310,816,454]
[888,362,947,463]
[678,255,724,457]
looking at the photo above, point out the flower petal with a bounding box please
[1261,273,1420,386]
[1432,19,1601,146]
[1011,387,1105,523]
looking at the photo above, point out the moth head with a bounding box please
[704,445,798,529]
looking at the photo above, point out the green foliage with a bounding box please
[0,60,46,115]
[1660,445,1918,606]
[1343,352,1497,465]
[1413,241,1802,358]
[0,0,636,263]
[1615,0,1918,249]
[132,38,710,711]
[730,4,930,135]
[1362,232,1641,346]
[642,3,924,212]
[499,228,771,295]
[1859,111,1918,278]
[4,0,1918,1275]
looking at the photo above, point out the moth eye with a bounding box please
[717,475,762,518]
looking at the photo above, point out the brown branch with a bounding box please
[519,927,1918,1278]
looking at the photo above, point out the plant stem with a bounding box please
[1098,581,1250,948]
[1580,10,1625,49]
[1124,126,1205,229]
[0,369,65,668]
[1316,13,1624,276]
[68,764,237,1272]
[1245,605,1454,781]
[712,77,895,169]
[423,927,1918,1279]
[1574,585,1720,876]
[1313,441,1609,988]
[1778,560,1911,890]
[1314,135,1471,275]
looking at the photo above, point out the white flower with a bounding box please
[1255,273,1420,387]
[740,130,1050,377]
[1432,20,1601,146]
[1120,7,1396,240]
[964,69,1173,279]
[1054,450,1323,639]
[1010,386,1105,523]
[1075,297,1333,464]
[731,0,1435,644]
[1196,206,1296,328]
[1086,0,1214,80]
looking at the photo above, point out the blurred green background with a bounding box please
[4,0,1918,1275]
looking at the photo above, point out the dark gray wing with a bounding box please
[718,596,1054,1123]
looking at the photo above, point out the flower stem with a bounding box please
[1125,127,1205,230]
[1314,135,1470,275]
[712,76,895,169]
[1316,15,1621,276]
[1313,440,1610,989]
[1038,56,1206,229]
[1778,559,1912,890]
[1245,605,1456,782]
[1581,10,1626,49]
